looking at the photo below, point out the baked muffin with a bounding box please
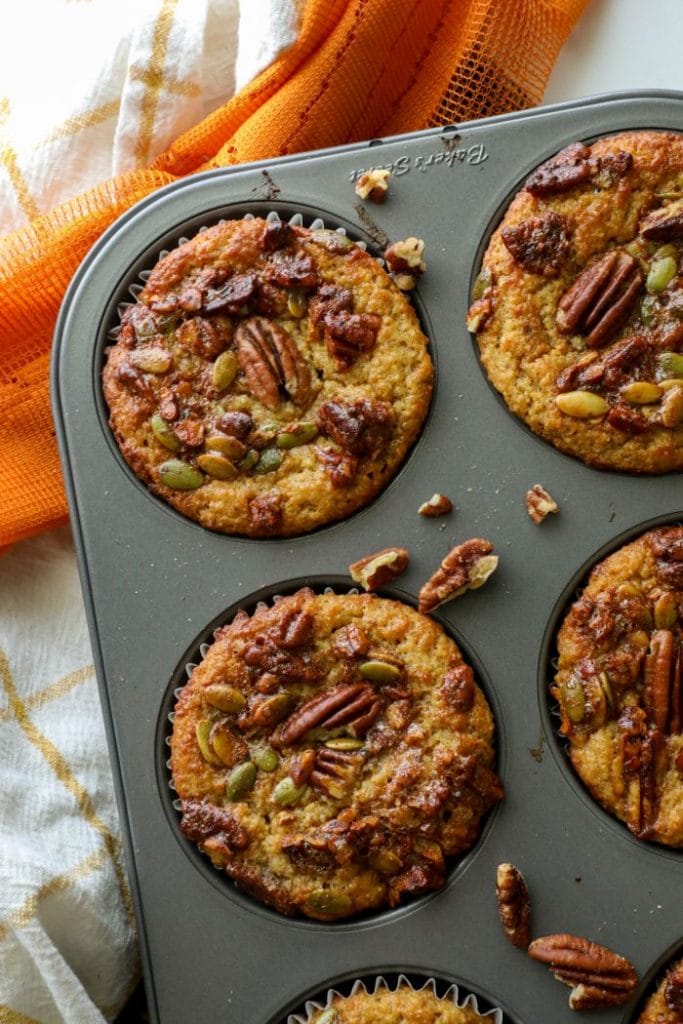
[306,983,493,1023]
[468,131,683,472]
[638,958,683,1023]
[170,588,502,919]
[103,216,433,536]
[553,526,683,844]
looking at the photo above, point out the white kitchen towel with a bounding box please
[0,3,299,1022]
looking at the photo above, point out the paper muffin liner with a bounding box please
[285,974,504,1024]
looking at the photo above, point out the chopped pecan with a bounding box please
[383,237,426,285]
[607,403,649,434]
[265,252,318,290]
[272,600,314,650]
[640,197,683,241]
[331,623,369,659]
[202,273,258,315]
[323,311,382,368]
[272,682,382,748]
[671,647,683,735]
[310,747,365,799]
[418,493,453,517]
[349,546,409,591]
[556,352,604,393]
[528,933,638,1010]
[158,388,179,421]
[652,529,683,589]
[248,492,283,536]
[236,317,312,410]
[556,250,642,348]
[592,150,633,187]
[643,629,674,731]
[290,749,316,786]
[418,538,498,614]
[525,484,559,525]
[496,863,530,949]
[525,142,592,196]
[465,293,495,333]
[665,964,683,1014]
[280,835,336,872]
[355,168,390,203]
[215,410,253,439]
[501,211,570,276]
[116,362,154,401]
[441,662,475,712]
[314,446,359,487]
[173,417,205,448]
[242,635,320,685]
[261,219,294,251]
[388,856,445,906]
[180,798,249,851]
[619,705,648,773]
[309,283,354,331]
[316,398,394,456]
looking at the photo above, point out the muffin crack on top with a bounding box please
[103,216,433,535]
[553,526,683,845]
[170,589,503,920]
[468,131,683,472]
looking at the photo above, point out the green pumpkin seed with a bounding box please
[205,434,247,459]
[658,352,683,379]
[196,452,239,480]
[272,776,307,806]
[287,290,307,318]
[324,737,364,751]
[253,447,283,475]
[150,413,182,451]
[310,229,353,251]
[654,592,678,629]
[159,459,204,490]
[555,391,608,418]
[471,266,492,302]
[204,684,245,713]
[212,350,239,391]
[359,660,401,683]
[316,1011,339,1024]
[226,761,257,801]
[368,849,403,874]
[305,889,353,916]
[238,449,259,472]
[251,745,279,772]
[622,381,662,404]
[196,720,222,766]
[640,295,658,326]
[211,725,243,767]
[131,346,172,374]
[655,244,678,261]
[560,676,586,724]
[253,693,295,727]
[598,671,615,712]
[276,422,318,449]
[647,255,677,294]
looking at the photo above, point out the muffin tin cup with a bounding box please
[52,90,683,1024]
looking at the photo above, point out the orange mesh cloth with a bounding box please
[0,0,588,548]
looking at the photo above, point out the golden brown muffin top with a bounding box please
[308,985,492,1023]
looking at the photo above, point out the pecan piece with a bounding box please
[309,283,353,330]
[272,682,381,748]
[528,934,638,1010]
[501,211,570,276]
[236,317,312,410]
[496,863,530,949]
[317,398,394,456]
[640,198,683,241]
[525,142,593,196]
[618,706,659,838]
[349,546,409,591]
[173,416,205,448]
[441,662,475,712]
[643,628,674,731]
[180,798,249,851]
[607,403,649,435]
[331,623,369,659]
[418,493,453,517]
[202,273,258,314]
[314,446,359,487]
[323,311,382,368]
[355,168,390,203]
[261,219,294,251]
[665,964,683,1014]
[525,484,559,525]
[248,492,283,536]
[418,539,498,614]
[310,747,365,799]
[384,237,426,291]
[265,252,318,290]
[556,250,642,348]
[215,410,253,439]
[281,835,336,872]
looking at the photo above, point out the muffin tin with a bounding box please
[51,90,683,1024]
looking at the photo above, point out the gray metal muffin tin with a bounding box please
[51,91,683,1024]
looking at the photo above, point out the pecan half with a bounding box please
[501,211,570,276]
[556,250,642,348]
[310,747,365,799]
[272,682,382,748]
[349,546,409,591]
[644,629,674,731]
[618,706,659,838]
[331,623,369,659]
[525,142,593,197]
[202,273,258,315]
[236,317,312,410]
[496,863,530,949]
[418,539,498,614]
[528,934,638,1010]
[248,492,283,536]
[640,198,683,241]
[665,964,683,1014]
[317,398,394,456]
[418,493,453,517]
[525,484,559,525]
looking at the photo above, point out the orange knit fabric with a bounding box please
[0,0,588,547]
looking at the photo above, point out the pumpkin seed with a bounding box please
[204,684,245,713]
[658,377,683,391]
[305,889,353,916]
[324,737,364,751]
[555,391,608,418]
[272,776,307,806]
[159,459,204,490]
[661,385,683,427]
[655,243,678,261]
[640,295,658,326]
[310,229,353,251]
[253,692,295,727]
[226,761,257,801]
[560,676,586,724]
[212,350,239,391]
[471,266,492,302]
[276,422,318,449]
[654,592,678,629]
[253,447,283,475]
[646,255,677,294]
[150,413,182,451]
[598,671,615,712]
[368,849,403,874]
[196,720,222,766]
[131,346,172,374]
[196,452,239,480]
[238,449,260,472]
[251,745,279,772]
[286,290,307,318]
[658,352,683,378]
[622,381,662,404]
[359,660,401,683]
[205,434,247,459]
[316,1011,339,1024]
[211,725,244,767]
